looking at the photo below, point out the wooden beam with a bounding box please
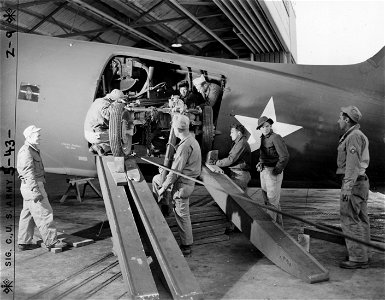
[124,158,203,299]
[200,166,329,283]
[96,157,159,299]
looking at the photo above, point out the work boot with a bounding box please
[48,240,68,249]
[180,244,192,256]
[18,244,34,251]
[339,260,369,269]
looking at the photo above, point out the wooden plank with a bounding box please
[106,161,127,186]
[97,157,159,300]
[125,159,141,181]
[166,213,227,227]
[124,158,203,300]
[304,227,345,245]
[200,166,329,284]
[57,233,94,248]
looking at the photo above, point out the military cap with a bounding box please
[173,114,190,130]
[257,116,274,130]
[341,106,362,123]
[23,125,41,138]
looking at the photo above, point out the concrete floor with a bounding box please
[3,173,385,299]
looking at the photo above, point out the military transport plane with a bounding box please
[1,31,384,187]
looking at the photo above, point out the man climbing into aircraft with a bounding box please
[256,116,289,227]
[17,125,67,251]
[84,89,126,155]
[192,75,223,123]
[336,105,370,269]
[213,124,251,191]
[152,114,202,256]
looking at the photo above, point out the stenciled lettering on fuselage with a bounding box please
[234,97,303,152]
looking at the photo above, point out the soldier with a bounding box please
[152,114,202,256]
[178,80,205,109]
[17,125,67,250]
[337,105,370,269]
[84,89,125,155]
[256,116,289,227]
[215,124,251,191]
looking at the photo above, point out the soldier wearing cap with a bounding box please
[17,126,67,250]
[337,105,370,269]
[214,124,251,191]
[256,116,289,227]
[84,89,125,155]
[152,114,202,256]
[192,75,222,122]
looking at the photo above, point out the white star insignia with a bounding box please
[234,97,303,152]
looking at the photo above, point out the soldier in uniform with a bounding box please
[215,124,251,191]
[256,116,289,227]
[153,114,202,256]
[17,126,67,250]
[84,89,125,155]
[337,105,370,269]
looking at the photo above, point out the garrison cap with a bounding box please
[173,114,190,130]
[257,116,274,130]
[23,125,41,138]
[192,75,206,89]
[341,105,362,123]
[106,89,125,101]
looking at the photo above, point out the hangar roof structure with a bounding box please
[1,0,297,61]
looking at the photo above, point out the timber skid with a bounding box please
[95,155,329,298]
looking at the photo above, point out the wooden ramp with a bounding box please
[200,166,329,283]
[96,157,159,300]
[98,156,203,300]
[124,158,203,300]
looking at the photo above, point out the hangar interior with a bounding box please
[1,0,297,62]
[1,1,384,300]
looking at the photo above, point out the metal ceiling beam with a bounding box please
[133,0,166,24]
[2,0,63,9]
[56,26,114,38]
[102,0,200,54]
[167,0,238,58]
[181,37,238,45]
[178,1,215,5]
[130,13,223,28]
[229,0,269,52]
[15,6,106,43]
[68,0,177,53]
[246,0,281,51]
[213,0,259,53]
[28,2,67,33]
[0,20,31,33]
[239,0,277,51]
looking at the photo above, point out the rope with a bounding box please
[135,154,385,252]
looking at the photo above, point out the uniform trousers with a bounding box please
[260,167,284,226]
[84,130,111,151]
[229,169,251,191]
[18,181,58,247]
[340,176,370,262]
[152,174,194,246]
